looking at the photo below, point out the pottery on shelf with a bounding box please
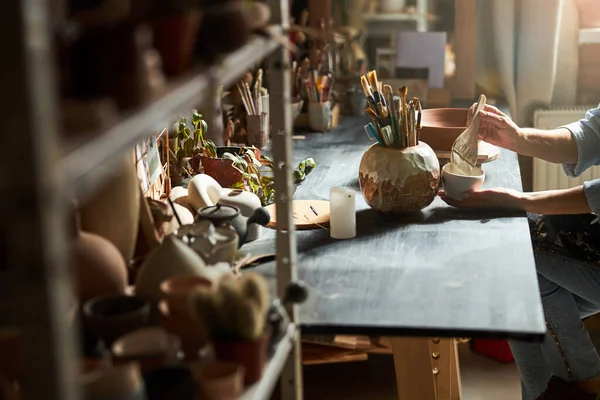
[219,189,263,241]
[80,362,146,400]
[200,146,261,188]
[134,234,207,303]
[158,300,210,362]
[419,108,469,151]
[192,361,245,400]
[175,221,239,266]
[150,12,201,77]
[142,365,198,400]
[69,213,128,303]
[83,294,151,347]
[160,274,214,319]
[194,204,270,248]
[112,327,182,370]
[212,332,269,385]
[79,154,141,263]
[187,174,224,211]
[359,142,440,214]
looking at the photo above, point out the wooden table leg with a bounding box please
[390,337,463,400]
[391,337,437,400]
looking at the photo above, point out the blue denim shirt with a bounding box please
[562,104,600,215]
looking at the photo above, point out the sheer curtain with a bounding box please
[475,0,579,126]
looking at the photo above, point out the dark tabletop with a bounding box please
[243,115,545,340]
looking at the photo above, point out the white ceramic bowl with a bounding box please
[441,163,485,200]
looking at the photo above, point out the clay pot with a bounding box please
[69,215,128,303]
[195,1,250,64]
[135,234,207,303]
[79,154,141,264]
[83,294,151,347]
[80,362,146,400]
[160,275,214,319]
[212,332,269,385]
[69,22,156,110]
[359,143,441,214]
[192,361,245,400]
[419,108,469,151]
[150,12,201,77]
[200,146,248,188]
[158,301,209,362]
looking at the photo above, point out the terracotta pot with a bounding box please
[160,275,214,319]
[70,214,128,303]
[83,294,151,346]
[158,301,209,362]
[212,332,269,385]
[79,154,141,264]
[150,12,201,77]
[359,143,440,214]
[419,108,468,151]
[200,146,252,188]
[192,361,245,400]
[195,1,250,64]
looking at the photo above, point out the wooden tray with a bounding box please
[265,200,330,230]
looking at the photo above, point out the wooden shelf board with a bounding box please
[59,26,281,201]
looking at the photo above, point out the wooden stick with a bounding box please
[237,82,252,115]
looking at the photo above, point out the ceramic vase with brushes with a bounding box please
[358,71,440,214]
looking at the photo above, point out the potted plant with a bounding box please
[226,151,317,206]
[172,110,264,188]
[192,273,271,385]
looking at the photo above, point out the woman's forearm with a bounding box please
[512,127,579,164]
[518,186,591,214]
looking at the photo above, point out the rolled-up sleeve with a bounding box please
[560,105,600,214]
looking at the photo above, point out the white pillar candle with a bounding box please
[329,187,356,239]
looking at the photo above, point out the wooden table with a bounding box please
[244,116,545,399]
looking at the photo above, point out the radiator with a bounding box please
[532,106,600,191]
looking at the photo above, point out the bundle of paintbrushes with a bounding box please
[292,58,333,104]
[236,68,266,117]
[360,70,422,149]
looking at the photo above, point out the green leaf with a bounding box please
[183,138,195,156]
[303,157,317,175]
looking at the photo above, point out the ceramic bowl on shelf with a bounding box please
[419,108,469,151]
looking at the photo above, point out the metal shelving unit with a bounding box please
[0,0,301,399]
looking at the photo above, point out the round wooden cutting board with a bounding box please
[264,200,331,230]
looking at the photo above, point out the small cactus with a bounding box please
[192,273,270,341]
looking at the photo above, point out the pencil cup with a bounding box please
[308,101,332,132]
[247,113,268,149]
[261,94,270,137]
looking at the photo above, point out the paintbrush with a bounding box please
[384,85,398,146]
[415,98,422,144]
[360,75,376,106]
[367,70,381,103]
[398,86,408,147]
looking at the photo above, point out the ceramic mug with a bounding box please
[441,163,485,200]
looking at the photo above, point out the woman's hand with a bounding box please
[466,104,522,151]
[439,188,527,210]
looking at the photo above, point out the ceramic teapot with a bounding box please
[194,203,270,248]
